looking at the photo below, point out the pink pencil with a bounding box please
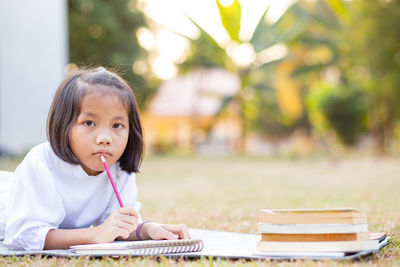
[100,155,124,207]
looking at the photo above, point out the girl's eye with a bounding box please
[113,123,123,129]
[84,121,95,127]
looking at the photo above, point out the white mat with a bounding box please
[0,228,389,260]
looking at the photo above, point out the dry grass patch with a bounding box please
[0,155,399,266]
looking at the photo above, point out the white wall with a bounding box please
[0,0,67,154]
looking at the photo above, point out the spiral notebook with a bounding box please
[69,239,204,256]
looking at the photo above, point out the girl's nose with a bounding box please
[96,130,112,145]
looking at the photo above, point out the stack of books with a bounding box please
[256,208,382,254]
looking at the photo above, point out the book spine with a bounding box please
[258,213,367,225]
[257,223,369,234]
[261,232,371,242]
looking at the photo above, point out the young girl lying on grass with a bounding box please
[0,67,189,250]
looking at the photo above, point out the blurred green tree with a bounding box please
[292,0,400,152]
[68,0,160,108]
[307,82,367,146]
[178,0,361,151]
[343,0,400,152]
[273,0,380,149]
[178,1,314,151]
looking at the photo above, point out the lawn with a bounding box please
[0,155,399,266]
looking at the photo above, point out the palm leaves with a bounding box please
[178,0,349,144]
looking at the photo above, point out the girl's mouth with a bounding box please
[94,151,112,157]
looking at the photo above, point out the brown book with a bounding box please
[258,208,367,225]
[261,232,370,242]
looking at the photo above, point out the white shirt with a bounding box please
[0,142,141,250]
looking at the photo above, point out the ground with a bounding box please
[0,155,399,266]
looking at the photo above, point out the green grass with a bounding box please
[1,155,399,266]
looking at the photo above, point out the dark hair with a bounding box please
[47,67,143,173]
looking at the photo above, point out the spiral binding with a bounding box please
[70,239,204,255]
[133,239,204,255]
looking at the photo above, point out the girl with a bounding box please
[0,67,189,250]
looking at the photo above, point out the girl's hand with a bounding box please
[93,207,138,243]
[140,222,190,240]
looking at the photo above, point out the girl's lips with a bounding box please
[94,151,112,157]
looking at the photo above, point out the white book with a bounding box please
[258,223,368,234]
[257,239,379,253]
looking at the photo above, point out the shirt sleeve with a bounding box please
[95,171,142,225]
[0,171,14,240]
[4,154,65,250]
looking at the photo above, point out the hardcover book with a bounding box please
[258,208,367,224]
[257,222,368,234]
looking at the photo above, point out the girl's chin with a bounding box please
[81,164,104,176]
[85,169,103,176]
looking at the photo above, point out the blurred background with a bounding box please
[2,2,400,264]
[1,0,400,157]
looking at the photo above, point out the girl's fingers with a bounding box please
[115,220,136,234]
[162,224,190,240]
[121,214,138,227]
[114,227,130,239]
[179,225,190,239]
[110,213,137,232]
[114,207,139,227]
[119,207,138,217]
[157,226,179,240]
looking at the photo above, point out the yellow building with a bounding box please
[142,68,242,154]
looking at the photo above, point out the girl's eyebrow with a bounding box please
[81,112,127,122]
[113,116,128,122]
[81,112,98,118]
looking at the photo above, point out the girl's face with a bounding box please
[69,91,129,176]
